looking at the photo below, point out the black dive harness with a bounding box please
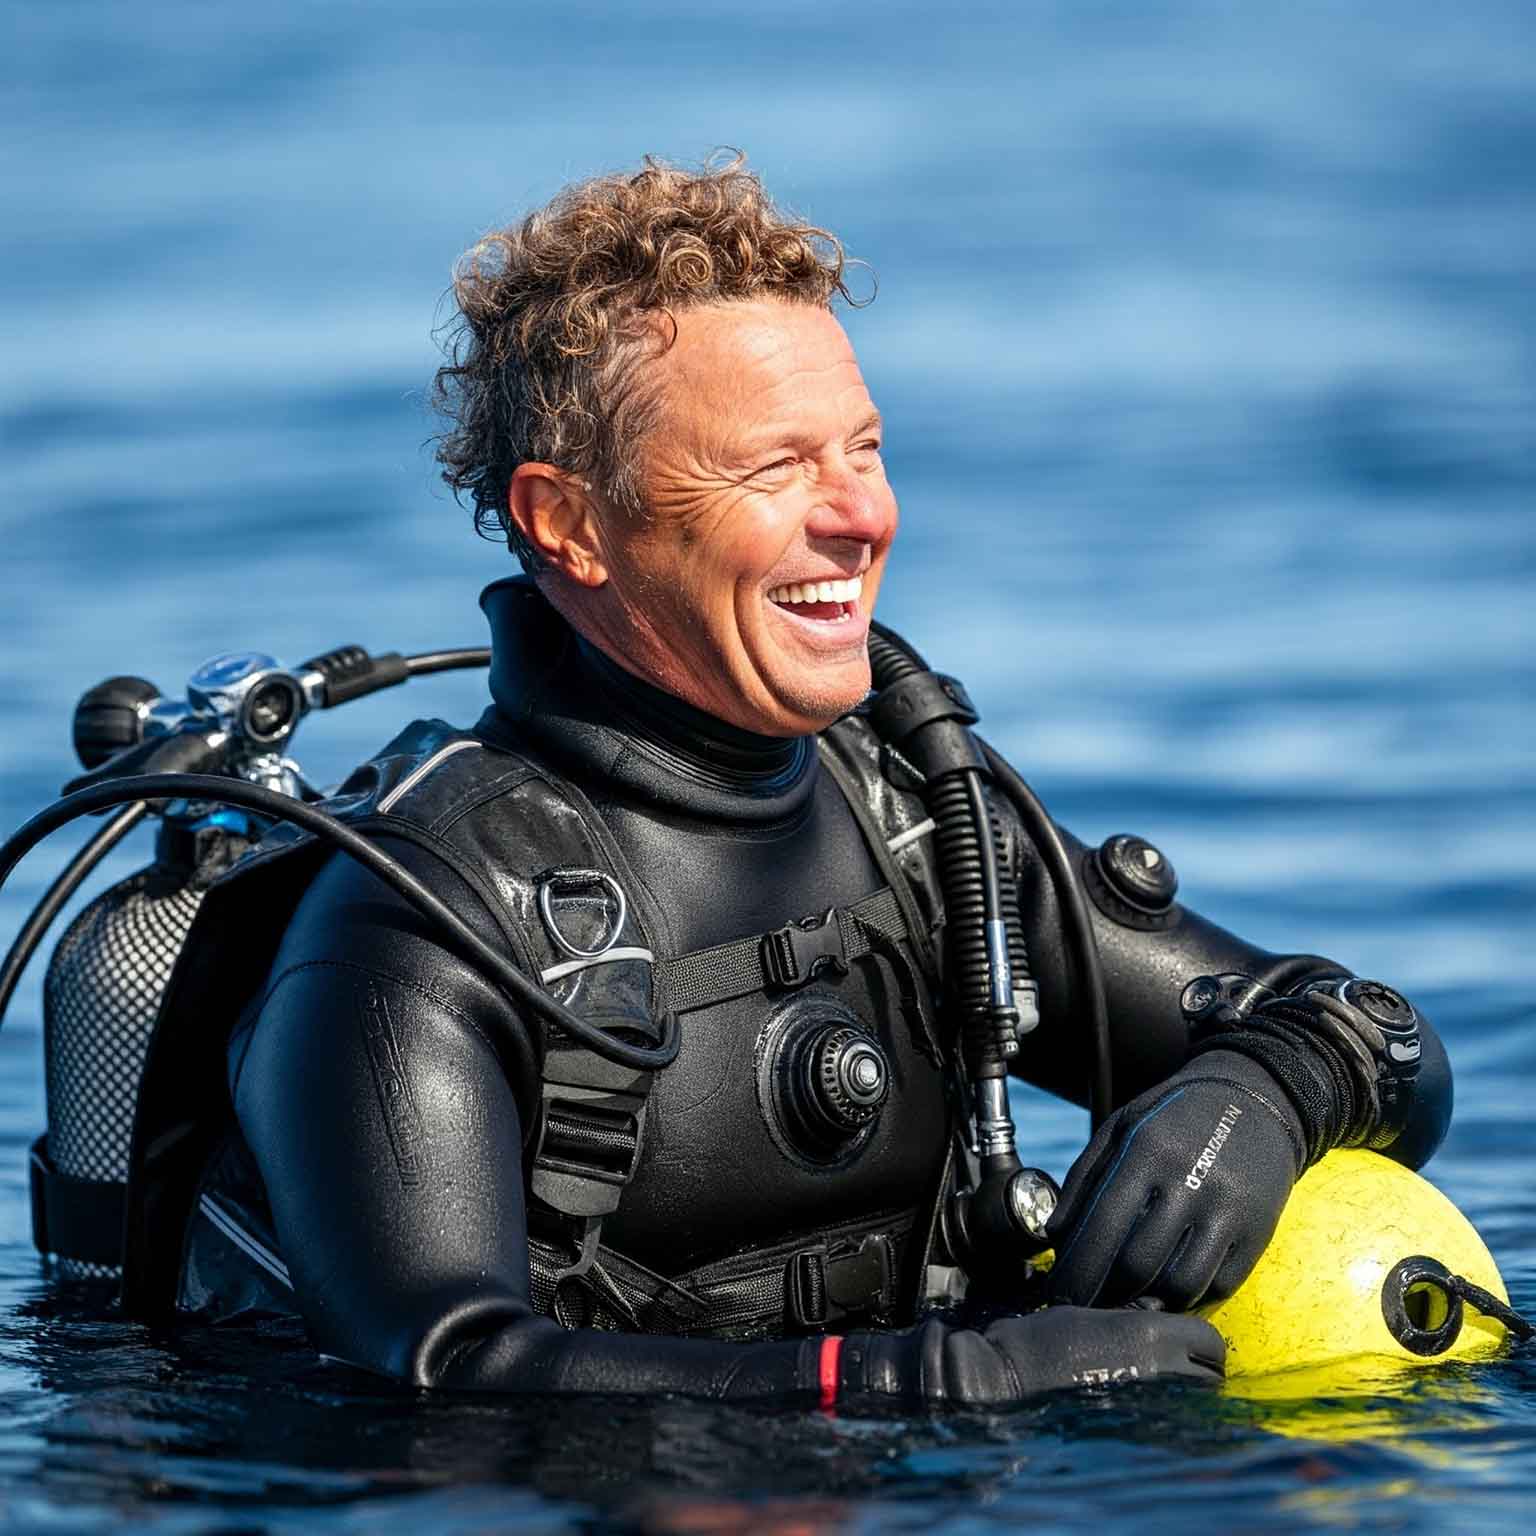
[521,821,936,1338]
[0,622,1111,1328]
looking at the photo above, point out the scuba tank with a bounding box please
[39,815,247,1277]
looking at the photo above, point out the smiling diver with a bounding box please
[124,158,1451,1405]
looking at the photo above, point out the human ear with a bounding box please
[506,465,609,587]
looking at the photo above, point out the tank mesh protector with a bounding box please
[42,867,206,1278]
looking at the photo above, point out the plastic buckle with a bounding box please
[761,908,849,991]
[786,1249,829,1329]
[826,1234,894,1315]
[531,1048,652,1222]
[785,1235,895,1331]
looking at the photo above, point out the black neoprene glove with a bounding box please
[1046,1048,1306,1311]
[829,1306,1225,1405]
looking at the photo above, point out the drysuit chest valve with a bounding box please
[791,1023,890,1144]
[761,1007,892,1163]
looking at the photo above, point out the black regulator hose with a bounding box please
[868,621,1062,1266]
[0,803,149,1031]
[404,647,492,677]
[867,625,1021,1077]
[298,646,493,706]
[978,739,1112,1128]
[867,620,1111,1130]
[0,774,678,1072]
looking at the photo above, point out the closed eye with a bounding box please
[741,456,799,485]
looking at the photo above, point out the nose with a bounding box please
[804,461,897,551]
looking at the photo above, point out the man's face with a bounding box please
[589,300,898,736]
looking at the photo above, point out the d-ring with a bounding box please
[537,868,628,961]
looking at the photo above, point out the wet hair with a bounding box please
[431,154,859,572]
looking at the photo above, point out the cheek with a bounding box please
[736,496,800,563]
[693,515,793,624]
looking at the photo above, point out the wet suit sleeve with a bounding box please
[1002,815,1451,1168]
[996,804,1452,1309]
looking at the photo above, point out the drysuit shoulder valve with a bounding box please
[1200,1149,1519,1388]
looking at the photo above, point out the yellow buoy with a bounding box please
[1200,1148,1514,1383]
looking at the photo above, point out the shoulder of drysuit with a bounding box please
[210,704,948,958]
[228,707,940,870]
[316,716,544,832]
[225,716,565,876]
[209,714,667,1033]
[819,707,928,838]
[189,715,589,978]
[819,705,1062,878]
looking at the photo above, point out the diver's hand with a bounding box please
[1046,1050,1305,1311]
[835,1306,1225,1404]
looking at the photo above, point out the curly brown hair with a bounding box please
[431,155,861,570]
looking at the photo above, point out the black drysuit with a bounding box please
[177,579,1451,1403]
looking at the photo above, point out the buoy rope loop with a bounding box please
[1381,1256,1534,1355]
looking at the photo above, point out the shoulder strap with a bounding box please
[122,722,666,1318]
[815,728,943,989]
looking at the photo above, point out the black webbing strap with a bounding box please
[541,1104,638,1171]
[659,887,909,1016]
[814,740,945,1068]
[529,1210,914,1340]
[29,1136,124,1268]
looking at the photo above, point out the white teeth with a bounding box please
[768,574,864,608]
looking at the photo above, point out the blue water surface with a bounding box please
[1,2,1534,1530]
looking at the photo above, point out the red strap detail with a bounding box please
[818,1335,842,1411]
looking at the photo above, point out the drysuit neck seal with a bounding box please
[478,576,814,819]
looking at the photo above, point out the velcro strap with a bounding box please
[660,887,909,1015]
[30,1137,125,1269]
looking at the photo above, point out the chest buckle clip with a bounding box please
[762,908,849,991]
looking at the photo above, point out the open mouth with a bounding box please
[767,574,863,624]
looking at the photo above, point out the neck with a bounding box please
[479,576,815,817]
[575,636,806,787]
